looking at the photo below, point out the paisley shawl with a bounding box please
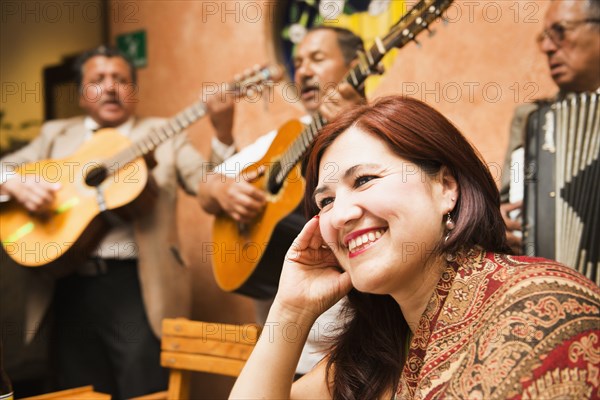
[397,249,600,399]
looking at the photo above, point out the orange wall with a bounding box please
[110,1,556,169]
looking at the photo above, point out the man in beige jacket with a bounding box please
[0,46,232,399]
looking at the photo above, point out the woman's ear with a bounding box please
[439,166,459,213]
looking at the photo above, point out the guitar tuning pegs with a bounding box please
[247,84,264,98]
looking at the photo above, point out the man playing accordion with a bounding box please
[501,0,600,283]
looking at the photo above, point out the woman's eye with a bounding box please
[354,175,376,188]
[317,197,334,210]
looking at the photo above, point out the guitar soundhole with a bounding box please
[267,162,283,195]
[85,166,108,187]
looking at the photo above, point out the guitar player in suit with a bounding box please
[200,26,366,377]
[0,46,234,398]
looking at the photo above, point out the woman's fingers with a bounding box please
[287,217,340,270]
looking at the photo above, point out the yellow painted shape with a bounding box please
[323,1,406,95]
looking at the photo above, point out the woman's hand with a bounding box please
[274,215,352,322]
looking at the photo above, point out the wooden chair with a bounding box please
[21,385,111,400]
[133,318,260,400]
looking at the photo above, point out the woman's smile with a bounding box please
[346,227,387,257]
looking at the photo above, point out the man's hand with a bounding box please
[1,175,60,213]
[198,168,266,223]
[501,201,523,255]
[206,89,235,146]
[319,81,366,122]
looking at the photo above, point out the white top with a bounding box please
[297,299,346,375]
[215,115,312,176]
[86,117,139,259]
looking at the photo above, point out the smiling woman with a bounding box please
[228,96,600,400]
[313,126,459,298]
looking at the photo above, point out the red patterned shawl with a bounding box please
[396,249,600,399]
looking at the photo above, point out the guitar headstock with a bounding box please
[344,0,453,93]
[386,0,454,50]
[231,64,284,97]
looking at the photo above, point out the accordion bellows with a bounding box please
[524,92,599,285]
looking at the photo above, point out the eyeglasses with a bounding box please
[536,18,600,48]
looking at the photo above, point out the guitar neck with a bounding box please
[134,101,208,156]
[270,113,326,189]
[101,64,282,173]
[101,100,207,171]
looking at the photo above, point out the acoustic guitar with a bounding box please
[0,65,283,268]
[212,0,454,297]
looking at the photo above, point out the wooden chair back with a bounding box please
[159,318,260,400]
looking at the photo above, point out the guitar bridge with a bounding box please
[96,187,107,212]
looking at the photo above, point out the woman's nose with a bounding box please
[329,194,363,230]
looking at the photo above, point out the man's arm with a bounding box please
[0,176,59,212]
[499,103,539,254]
[318,81,366,122]
[0,120,67,210]
[198,87,271,222]
[206,89,235,148]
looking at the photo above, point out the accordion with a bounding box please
[523,92,599,285]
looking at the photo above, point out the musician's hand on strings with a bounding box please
[501,200,523,255]
[275,216,352,320]
[201,168,266,223]
[319,81,365,122]
[1,175,60,213]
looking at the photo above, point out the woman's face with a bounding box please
[314,127,457,297]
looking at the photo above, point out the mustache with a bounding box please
[300,80,320,93]
[100,96,124,106]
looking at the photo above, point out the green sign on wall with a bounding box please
[116,30,147,68]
